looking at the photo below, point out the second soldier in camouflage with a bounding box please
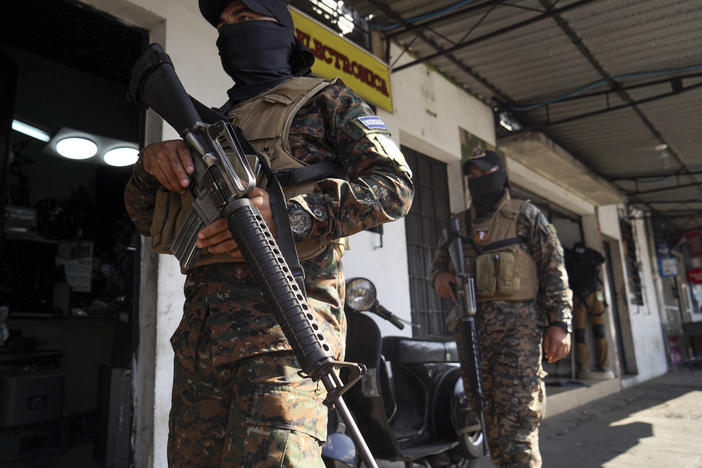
[432,150,571,468]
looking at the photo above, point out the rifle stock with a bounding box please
[447,218,490,457]
[129,43,378,468]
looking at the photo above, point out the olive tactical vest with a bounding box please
[150,77,344,269]
[460,193,539,302]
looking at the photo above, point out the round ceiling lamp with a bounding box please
[104,147,139,167]
[55,137,98,160]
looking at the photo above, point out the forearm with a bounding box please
[124,156,160,236]
[290,170,413,239]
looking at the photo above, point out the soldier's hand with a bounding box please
[433,272,457,301]
[141,140,194,193]
[196,188,276,260]
[544,325,571,363]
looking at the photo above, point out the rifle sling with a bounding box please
[476,236,525,253]
[261,161,308,298]
[275,161,345,186]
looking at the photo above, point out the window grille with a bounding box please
[402,146,453,338]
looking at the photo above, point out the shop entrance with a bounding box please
[1,1,147,466]
[604,239,637,376]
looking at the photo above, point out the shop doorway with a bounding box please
[1,1,147,466]
[511,184,584,379]
[604,239,637,376]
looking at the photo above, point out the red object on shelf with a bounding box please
[687,268,702,284]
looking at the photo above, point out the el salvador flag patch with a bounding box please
[357,115,388,130]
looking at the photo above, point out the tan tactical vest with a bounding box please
[150,77,345,269]
[460,193,538,302]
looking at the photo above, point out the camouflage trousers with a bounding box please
[167,320,328,467]
[459,301,546,468]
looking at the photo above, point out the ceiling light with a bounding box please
[11,119,50,142]
[498,112,522,132]
[104,147,139,167]
[55,137,98,160]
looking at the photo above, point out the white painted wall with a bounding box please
[597,205,668,387]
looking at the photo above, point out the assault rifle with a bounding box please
[446,218,490,457]
[129,43,378,468]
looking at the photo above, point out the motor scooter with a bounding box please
[322,277,486,468]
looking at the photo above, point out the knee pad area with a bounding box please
[574,329,586,343]
[593,324,606,339]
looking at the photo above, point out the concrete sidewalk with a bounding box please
[540,366,702,467]
[476,366,702,468]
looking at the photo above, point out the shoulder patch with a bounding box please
[356,115,388,131]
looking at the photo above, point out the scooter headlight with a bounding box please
[345,277,377,312]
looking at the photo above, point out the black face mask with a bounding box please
[217,21,293,96]
[469,168,507,215]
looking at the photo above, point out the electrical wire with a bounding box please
[371,0,477,32]
[510,63,702,112]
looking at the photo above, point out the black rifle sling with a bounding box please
[477,236,525,253]
[189,95,307,296]
[260,160,307,297]
[275,161,345,185]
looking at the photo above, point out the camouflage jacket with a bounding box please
[124,82,414,370]
[431,195,572,328]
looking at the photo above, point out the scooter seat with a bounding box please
[382,336,459,364]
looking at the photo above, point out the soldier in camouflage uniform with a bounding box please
[432,150,571,468]
[124,1,413,466]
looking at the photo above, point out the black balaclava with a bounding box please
[464,150,509,216]
[217,21,293,101]
[199,0,315,104]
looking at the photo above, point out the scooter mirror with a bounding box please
[345,277,377,312]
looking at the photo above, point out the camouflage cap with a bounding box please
[462,149,503,174]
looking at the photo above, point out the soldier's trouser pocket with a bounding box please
[224,352,327,468]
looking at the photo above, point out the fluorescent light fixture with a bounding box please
[46,127,138,166]
[56,137,98,160]
[11,119,50,142]
[104,147,139,167]
[498,112,523,132]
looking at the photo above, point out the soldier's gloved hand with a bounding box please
[433,272,457,301]
[141,139,194,193]
[544,325,571,363]
[196,188,276,260]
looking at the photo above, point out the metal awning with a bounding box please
[342,0,702,241]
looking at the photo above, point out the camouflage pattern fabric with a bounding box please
[125,82,414,465]
[168,315,326,467]
[433,197,572,468]
[456,302,546,468]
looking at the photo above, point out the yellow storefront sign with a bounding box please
[290,8,393,113]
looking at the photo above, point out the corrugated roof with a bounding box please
[342,0,702,240]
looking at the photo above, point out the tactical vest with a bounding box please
[460,194,538,302]
[150,77,345,269]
